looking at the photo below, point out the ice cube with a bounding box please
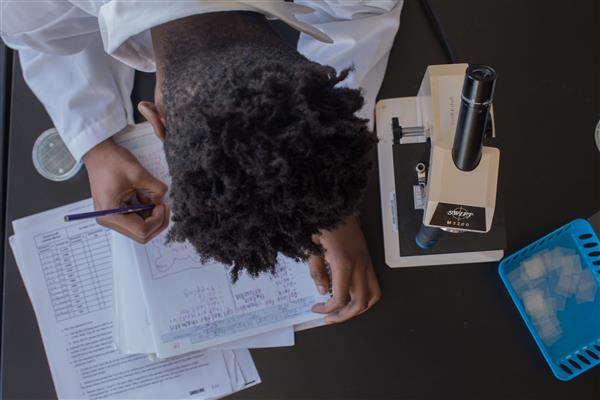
[556,271,578,297]
[555,293,567,311]
[560,254,582,276]
[507,268,527,296]
[545,296,557,314]
[507,268,520,282]
[555,246,577,256]
[525,276,547,290]
[523,289,551,319]
[522,255,546,280]
[575,269,598,303]
[535,315,562,346]
[538,249,559,271]
[544,246,576,269]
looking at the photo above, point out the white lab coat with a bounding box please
[1,0,403,161]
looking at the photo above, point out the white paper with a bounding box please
[221,349,261,393]
[111,230,157,354]
[112,231,295,354]
[137,243,327,358]
[294,318,326,332]
[207,349,261,400]
[10,201,255,400]
[114,123,329,358]
[214,326,294,350]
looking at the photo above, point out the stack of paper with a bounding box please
[10,202,261,399]
[9,123,329,399]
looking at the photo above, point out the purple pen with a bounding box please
[64,204,156,222]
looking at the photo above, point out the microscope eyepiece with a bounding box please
[462,65,496,105]
[452,65,497,171]
[470,67,493,80]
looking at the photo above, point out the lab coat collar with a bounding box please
[98,0,333,72]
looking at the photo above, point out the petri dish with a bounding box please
[595,120,600,153]
[32,128,83,181]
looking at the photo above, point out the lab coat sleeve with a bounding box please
[0,1,99,56]
[1,0,135,161]
[14,36,135,161]
[295,0,404,125]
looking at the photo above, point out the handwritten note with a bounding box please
[115,123,327,358]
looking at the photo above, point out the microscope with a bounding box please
[376,64,506,268]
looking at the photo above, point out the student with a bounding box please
[1,0,403,323]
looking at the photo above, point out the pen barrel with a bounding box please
[452,65,497,172]
[64,204,155,222]
[64,211,98,222]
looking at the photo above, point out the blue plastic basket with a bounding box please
[499,219,600,381]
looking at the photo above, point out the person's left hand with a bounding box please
[308,215,381,324]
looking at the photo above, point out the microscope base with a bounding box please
[376,97,506,268]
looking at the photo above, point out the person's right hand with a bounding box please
[83,138,169,243]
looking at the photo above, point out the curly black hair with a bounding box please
[162,36,377,280]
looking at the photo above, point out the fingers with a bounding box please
[86,142,170,243]
[97,203,169,244]
[312,260,381,324]
[311,260,352,314]
[324,262,370,324]
[308,255,330,295]
[132,169,168,204]
[364,262,382,311]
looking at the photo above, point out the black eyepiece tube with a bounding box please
[452,65,497,171]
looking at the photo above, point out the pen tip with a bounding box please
[64,216,69,222]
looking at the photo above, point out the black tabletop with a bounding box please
[2,1,599,399]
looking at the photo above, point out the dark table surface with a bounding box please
[2,1,599,399]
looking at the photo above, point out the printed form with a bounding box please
[10,200,260,399]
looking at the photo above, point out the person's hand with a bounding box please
[308,215,381,324]
[83,138,169,243]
